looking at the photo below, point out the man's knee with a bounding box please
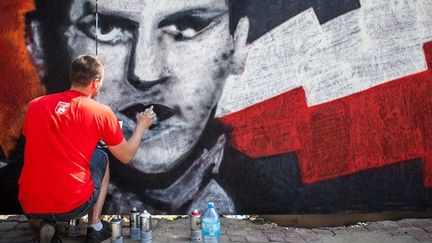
[90,149,109,189]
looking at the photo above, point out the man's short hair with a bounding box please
[69,55,104,86]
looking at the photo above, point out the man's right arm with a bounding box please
[107,107,154,164]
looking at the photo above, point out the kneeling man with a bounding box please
[18,55,155,242]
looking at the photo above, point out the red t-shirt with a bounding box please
[18,90,124,214]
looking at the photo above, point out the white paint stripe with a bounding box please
[216,1,432,117]
[217,8,322,116]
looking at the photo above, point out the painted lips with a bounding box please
[120,103,176,129]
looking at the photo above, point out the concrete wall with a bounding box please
[0,0,431,214]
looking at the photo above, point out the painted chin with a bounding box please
[117,102,213,173]
[129,132,197,174]
[126,115,210,173]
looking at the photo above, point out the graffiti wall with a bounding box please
[0,0,431,214]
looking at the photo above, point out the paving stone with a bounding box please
[397,220,414,228]
[346,226,369,233]
[0,221,18,231]
[388,235,418,243]
[262,228,284,236]
[312,229,335,236]
[412,219,432,227]
[265,233,286,238]
[387,230,409,236]
[331,228,350,235]
[282,227,297,233]
[11,234,36,243]
[245,235,268,242]
[284,237,306,243]
[17,215,28,223]
[4,216,20,221]
[227,229,249,236]
[15,222,32,230]
[268,236,285,241]
[284,232,301,239]
[168,238,190,243]
[378,220,400,231]
[423,226,432,233]
[403,227,427,237]
[230,236,246,242]
[246,229,264,236]
[380,225,400,231]
[300,232,321,241]
[294,228,314,234]
[364,224,381,231]
[221,235,230,242]
[2,229,34,239]
[414,234,432,242]
[380,220,400,227]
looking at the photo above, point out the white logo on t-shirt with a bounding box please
[55,102,70,115]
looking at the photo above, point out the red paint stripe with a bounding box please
[220,42,432,187]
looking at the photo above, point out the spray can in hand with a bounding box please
[130,207,140,240]
[140,210,152,243]
[110,215,123,243]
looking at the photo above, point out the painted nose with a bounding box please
[128,28,168,90]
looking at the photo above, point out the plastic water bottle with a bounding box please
[202,202,220,243]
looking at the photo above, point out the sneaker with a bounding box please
[38,220,61,243]
[87,220,111,243]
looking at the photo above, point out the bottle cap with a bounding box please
[140,210,151,217]
[191,209,201,216]
[111,215,122,224]
[207,202,214,208]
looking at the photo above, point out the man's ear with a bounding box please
[230,17,250,75]
[25,15,46,78]
[92,78,99,88]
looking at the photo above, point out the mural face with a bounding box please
[93,0,238,173]
[1,0,432,214]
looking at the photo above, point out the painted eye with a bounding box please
[158,10,227,41]
[160,24,202,40]
[77,14,135,45]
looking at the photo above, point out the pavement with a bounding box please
[1,215,432,242]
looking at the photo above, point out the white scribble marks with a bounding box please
[216,1,432,117]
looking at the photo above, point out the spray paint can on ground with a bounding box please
[190,210,202,241]
[140,210,152,243]
[130,207,140,240]
[68,219,80,237]
[110,215,123,243]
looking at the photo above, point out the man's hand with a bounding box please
[108,106,156,164]
[136,105,155,131]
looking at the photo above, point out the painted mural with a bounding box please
[0,0,431,214]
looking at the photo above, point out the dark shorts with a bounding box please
[26,149,108,221]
